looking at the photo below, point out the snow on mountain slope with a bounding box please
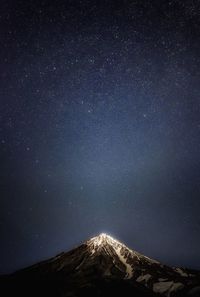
[1,233,200,297]
[85,233,199,296]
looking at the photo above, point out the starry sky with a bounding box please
[1,0,200,274]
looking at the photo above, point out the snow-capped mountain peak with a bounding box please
[2,234,200,297]
[87,233,124,249]
[87,233,133,279]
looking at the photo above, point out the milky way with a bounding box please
[1,0,200,273]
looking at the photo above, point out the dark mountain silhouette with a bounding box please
[1,233,200,296]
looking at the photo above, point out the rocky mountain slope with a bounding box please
[1,233,200,296]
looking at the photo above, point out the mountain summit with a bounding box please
[1,233,200,297]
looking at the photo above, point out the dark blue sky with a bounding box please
[1,0,200,274]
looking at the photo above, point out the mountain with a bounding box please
[1,233,200,296]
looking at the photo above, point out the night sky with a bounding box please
[1,0,200,274]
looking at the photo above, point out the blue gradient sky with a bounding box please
[1,0,200,273]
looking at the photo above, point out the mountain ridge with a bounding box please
[1,233,200,296]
